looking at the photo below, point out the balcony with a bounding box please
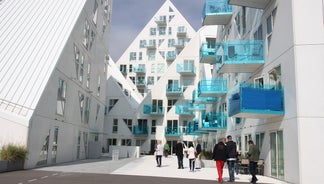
[143,104,165,115]
[133,125,148,136]
[174,40,185,49]
[176,63,196,76]
[133,66,146,74]
[188,101,206,111]
[146,42,156,50]
[200,42,216,64]
[228,0,272,9]
[136,79,146,87]
[154,17,167,26]
[202,0,233,25]
[216,40,264,73]
[198,78,227,97]
[175,105,194,116]
[166,84,182,96]
[165,126,181,137]
[228,83,284,118]
[186,121,199,135]
[192,90,218,104]
[177,27,187,37]
[201,112,227,130]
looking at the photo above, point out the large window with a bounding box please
[269,65,282,89]
[159,27,166,35]
[150,28,156,35]
[266,8,277,50]
[74,44,84,83]
[270,130,284,179]
[151,120,156,134]
[121,139,132,146]
[255,132,265,150]
[130,52,136,61]
[79,92,90,124]
[167,99,177,112]
[108,99,118,112]
[51,127,59,163]
[123,119,133,132]
[56,79,67,116]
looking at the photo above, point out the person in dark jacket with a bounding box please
[175,139,184,169]
[247,140,260,184]
[226,135,237,182]
[213,138,227,183]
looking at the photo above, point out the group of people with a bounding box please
[212,135,260,183]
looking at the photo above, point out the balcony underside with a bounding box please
[178,71,196,76]
[198,92,226,97]
[228,0,271,9]
[200,55,216,64]
[217,62,263,73]
[202,14,232,25]
[230,110,284,119]
[166,92,182,97]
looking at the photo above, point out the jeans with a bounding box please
[249,161,258,182]
[156,155,162,167]
[177,154,184,168]
[227,160,236,181]
[189,158,195,171]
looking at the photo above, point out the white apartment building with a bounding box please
[0,0,112,169]
[201,0,324,183]
[116,0,196,97]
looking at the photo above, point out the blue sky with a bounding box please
[109,0,204,61]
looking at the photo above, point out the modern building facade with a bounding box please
[0,0,113,168]
[201,0,324,183]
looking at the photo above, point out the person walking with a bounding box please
[226,135,237,182]
[247,140,260,184]
[175,139,184,169]
[195,140,202,169]
[155,140,163,167]
[164,142,170,158]
[187,143,196,172]
[213,138,227,183]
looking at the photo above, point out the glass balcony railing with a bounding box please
[133,125,148,135]
[143,104,165,115]
[188,102,206,111]
[228,83,284,118]
[215,40,265,73]
[186,121,199,135]
[228,0,271,9]
[202,0,233,25]
[136,79,146,87]
[165,126,181,136]
[133,66,146,74]
[198,78,227,97]
[200,42,216,64]
[166,84,182,96]
[192,90,218,104]
[175,105,194,116]
[201,112,227,130]
[176,63,196,75]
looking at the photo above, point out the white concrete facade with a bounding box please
[0,0,112,169]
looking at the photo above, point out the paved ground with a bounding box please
[0,155,290,184]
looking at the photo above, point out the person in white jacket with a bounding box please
[187,143,196,172]
[155,140,163,167]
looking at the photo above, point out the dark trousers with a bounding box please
[156,155,162,167]
[177,154,184,168]
[227,160,236,181]
[189,158,195,171]
[249,161,258,182]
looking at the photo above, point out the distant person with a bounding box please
[247,140,260,184]
[226,135,237,182]
[187,143,196,172]
[175,139,184,169]
[213,138,227,183]
[155,140,163,167]
[195,140,202,169]
[164,142,170,158]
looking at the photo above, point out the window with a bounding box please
[121,139,132,146]
[157,63,165,73]
[158,39,164,46]
[107,138,117,152]
[139,40,146,48]
[79,92,90,124]
[168,39,175,47]
[139,52,142,60]
[77,131,81,159]
[83,20,90,49]
[148,50,155,61]
[269,65,282,89]
[56,79,67,116]
[152,99,163,113]
[150,28,156,35]
[129,64,133,73]
[244,134,252,153]
[123,119,133,132]
[255,132,265,150]
[159,27,166,35]
[120,65,127,74]
[51,127,59,163]
[254,25,263,40]
[113,119,118,133]
[86,63,91,88]
[254,77,264,88]
[266,8,277,50]
[83,132,88,157]
[169,7,174,12]
[130,52,136,61]
[168,27,172,35]
[136,140,145,146]
[167,99,177,112]
[92,0,98,25]
[97,75,101,96]
[147,76,154,85]
[95,104,100,123]
[151,120,156,134]
[236,136,242,153]
[108,99,118,112]
[129,76,135,84]
[151,64,155,73]
[270,130,284,179]
[235,12,241,33]
[74,44,84,83]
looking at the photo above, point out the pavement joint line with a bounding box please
[41,176,49,179]
[27,178,37,182]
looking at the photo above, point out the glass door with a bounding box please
[270,130,284,179]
